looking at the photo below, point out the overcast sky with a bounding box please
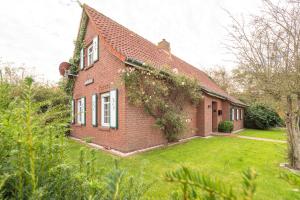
[0,0,262,83]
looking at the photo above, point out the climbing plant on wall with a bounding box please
[64,11,88,95]
[122,64,202,142]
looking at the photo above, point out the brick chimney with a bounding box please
[158,39,170,53]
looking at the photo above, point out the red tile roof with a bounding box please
[83,4,245,106]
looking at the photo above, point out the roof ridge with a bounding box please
[84,4,199,66]
[83,4,161,54]
[82,4,245,106]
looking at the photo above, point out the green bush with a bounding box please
[218,121,234,133]
[0,78,150,199]
[245,104,283,129]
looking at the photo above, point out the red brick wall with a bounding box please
[198,95,224,136]
[232,107,244,131]
[125,98,198,152]
[71,20,128,152]
[70,20,244,153]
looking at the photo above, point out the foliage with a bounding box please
[280,171,300,191]
[205,66,235,94]
[64,11,88,95]
[122,65,202,142]
[226,0,300,169]
[0,78,149,199]
[67,130,297,200]
[165,166,257,200]
[245,104,283,130]
[83,137,94,143]
[218,120,234,133]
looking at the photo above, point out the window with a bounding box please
[101,93,110,127]
[241,109,243,120]
[87,44,94,66]
[77,98,85,125]
[80,48,84,69]
[92,94,98,127]
[218,110,222,116]
[231,108,235,121]
[236,109,239,120]
[77,99,82,124]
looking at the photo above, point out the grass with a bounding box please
[65,135,298,200]
[238,128,287,140]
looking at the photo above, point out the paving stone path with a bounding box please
[236,135,286,143]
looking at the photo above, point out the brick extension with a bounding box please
[68,4,246,153]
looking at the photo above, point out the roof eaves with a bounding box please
[125,57,247,107]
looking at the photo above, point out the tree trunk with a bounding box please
[286,95,300,169]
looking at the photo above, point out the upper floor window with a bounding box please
[80,36,99,69]
[87,44,94,66]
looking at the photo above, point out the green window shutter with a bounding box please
[71,99,75,124]
[110,89,118,129]
[92,94,98,127]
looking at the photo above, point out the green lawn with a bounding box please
[238,128,287,140]
[65,136,298,200]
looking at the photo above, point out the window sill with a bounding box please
[84,64,94,70]
[98,126,111,132]
[73,124,84,127]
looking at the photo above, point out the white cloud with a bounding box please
[0,0,262,83]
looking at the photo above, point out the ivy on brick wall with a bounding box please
[122,64,202,142]
[64,11,88,95]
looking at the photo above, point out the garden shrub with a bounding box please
[245,104,283,129]
[122,65,202,142]
[0,78,150,199]
[0,75,277,200]
[218,120,234,133]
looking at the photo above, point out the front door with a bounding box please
[212,101,218,132]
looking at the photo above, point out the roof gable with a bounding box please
[83,4,245,106]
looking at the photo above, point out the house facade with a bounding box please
[66,4,246,153]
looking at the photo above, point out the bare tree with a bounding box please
[227,0,300,169]
[204,66,234,94]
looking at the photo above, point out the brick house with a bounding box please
[66,4,246,153]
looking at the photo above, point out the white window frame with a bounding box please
[241,109,243,120]
[87,44,94,66]
[101,92,110,127]
[80,48,84,69]
[92,94,98,127]
[231,108,235,121]
[77,99,82,124]
[237,109,239,120]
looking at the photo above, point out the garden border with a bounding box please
[69,135,212,157]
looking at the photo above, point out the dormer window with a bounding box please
[87,44,94,66]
